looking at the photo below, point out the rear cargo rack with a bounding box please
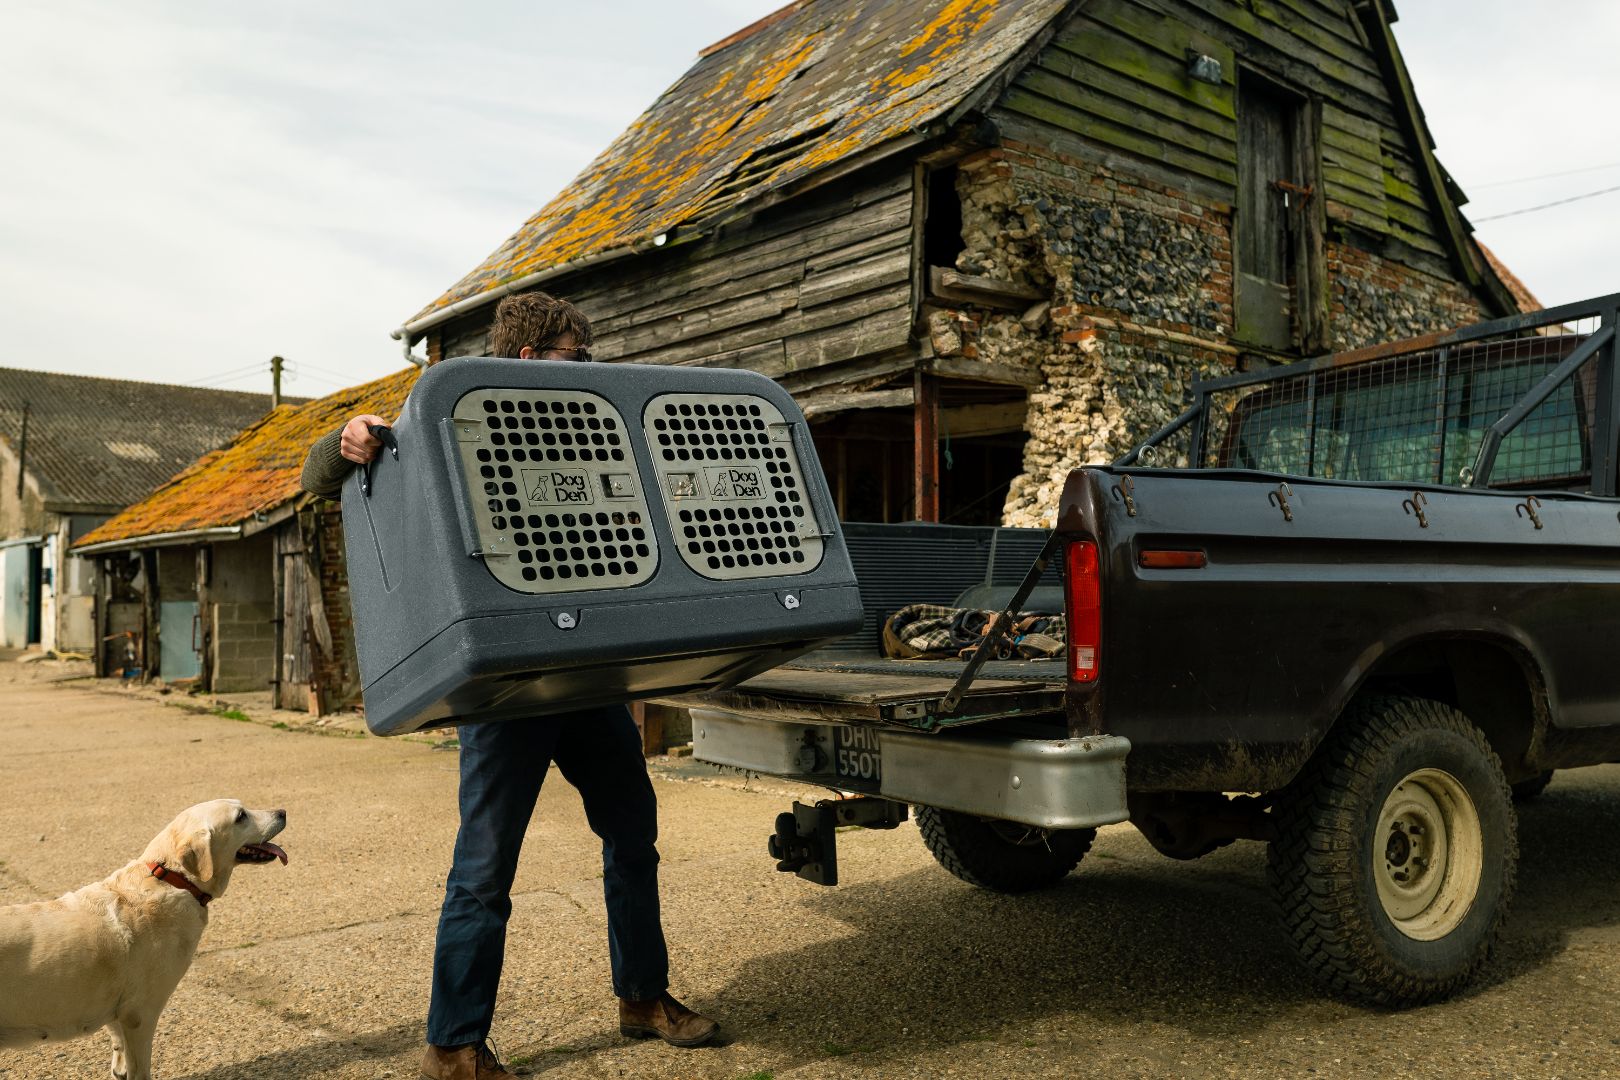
[1121,294,1620,496]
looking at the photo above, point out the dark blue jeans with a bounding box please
[425,704,669,1047]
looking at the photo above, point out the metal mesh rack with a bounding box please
[1124,296,1620,494]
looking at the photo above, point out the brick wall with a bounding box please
[312,505,361,709]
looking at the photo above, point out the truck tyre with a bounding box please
[916,806,1093,893]
[1511,770,1554,801]
[1268,695,1517,1007]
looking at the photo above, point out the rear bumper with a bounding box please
[691,708,1131,830]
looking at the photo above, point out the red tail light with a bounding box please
[1066,539,1101,684]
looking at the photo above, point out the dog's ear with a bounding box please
[178,827,215,886]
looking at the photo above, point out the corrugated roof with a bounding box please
[73,368,419,549]
[406,0,1072,328]
[0,368,290,511]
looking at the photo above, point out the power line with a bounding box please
[1473,159,1620,190]
[1473,183,1620,223]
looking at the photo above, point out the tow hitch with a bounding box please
[768,796,908,886]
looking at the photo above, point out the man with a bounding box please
[302,292,719,1080]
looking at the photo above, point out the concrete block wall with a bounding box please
[211,599,275,692]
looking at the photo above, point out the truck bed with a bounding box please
[664,653,1065,731]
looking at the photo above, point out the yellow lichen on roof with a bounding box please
[408,0,1073,326]
[74,368,419,549]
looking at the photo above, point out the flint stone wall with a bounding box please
[932,141,1490,528]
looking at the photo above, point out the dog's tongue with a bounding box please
[260,842,288,865]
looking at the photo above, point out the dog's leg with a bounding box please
[113,1017,156,1080]
[108,1022,129,1080]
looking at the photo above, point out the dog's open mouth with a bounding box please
[236,842,288,865]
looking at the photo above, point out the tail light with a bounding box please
[1066,539,1101,684]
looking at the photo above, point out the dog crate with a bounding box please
[342,358,862,735]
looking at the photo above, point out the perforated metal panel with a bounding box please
[451,389,658,593]
[644,393,825,580]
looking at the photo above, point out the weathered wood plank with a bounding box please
[778,348,919,396]
[1160,0,1387,94]
[1020,67,1237,165]
[1248,0,1382,77]
[1126,0,1398,128]
[1322,161,1384,200]
[1044,44,1238,141]
[943,400,1029,437]
[595,287,796,361]
[924,355,1046,387]
[1322,174,1385,217]
[579,190,912,325]
[928,267,1046,309]
[1325,198,1388,235]
[799,247,912,310]
[800,387,914,420]
[1049,13,1236,120]
[1000,85,1238,188]
[1321,130,1386,183]
[1270,0,1368,51]
[783,303,916,372]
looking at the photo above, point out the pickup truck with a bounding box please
[676,293,1620,1007]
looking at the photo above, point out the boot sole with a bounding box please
[619,1023,719,1048]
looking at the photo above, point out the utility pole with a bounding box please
[271,356,284,407]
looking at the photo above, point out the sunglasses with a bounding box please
[539,346,592,363]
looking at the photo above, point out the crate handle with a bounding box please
[439,419,485,557]
[787,419,837,538]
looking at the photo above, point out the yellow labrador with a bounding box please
[0,799,287,1080]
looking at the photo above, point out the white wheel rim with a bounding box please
[1374,767,1483,941]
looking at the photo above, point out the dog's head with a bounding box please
[140,800,288,899]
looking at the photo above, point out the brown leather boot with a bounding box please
[419,1041,516,1079]
[618,992,720,1047]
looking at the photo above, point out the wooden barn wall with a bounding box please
[437,164,918,394]
[992,0,1451,270]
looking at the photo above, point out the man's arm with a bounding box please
[300,414,388,499]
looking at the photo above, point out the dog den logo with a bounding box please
[522,468,594,505]
[705,466,763,500]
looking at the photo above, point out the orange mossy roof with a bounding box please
[1477,242,1543,315]
[74,367,419,549]
[406,0,1071,328]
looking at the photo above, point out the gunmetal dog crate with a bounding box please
[342,358,862,735]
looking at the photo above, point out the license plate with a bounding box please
[834,725,882,783]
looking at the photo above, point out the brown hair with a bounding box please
[487,291,594,359]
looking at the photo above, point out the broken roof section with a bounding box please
[73,368,418,551]
[0,368,287,514]
[402,0,1074,336]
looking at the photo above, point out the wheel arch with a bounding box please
[1308,632,1553,786]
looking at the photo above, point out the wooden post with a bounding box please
[914,370,939,521]
[630,701,665,757]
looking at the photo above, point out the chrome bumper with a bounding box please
[690,708,1131,830]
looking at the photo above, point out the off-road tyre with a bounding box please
[916,806,1094,893]
[1267,695,1517,1007]
[1511,770,1554,802]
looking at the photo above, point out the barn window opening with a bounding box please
[924,165,965,273]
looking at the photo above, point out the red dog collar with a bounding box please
[147,861,212,907]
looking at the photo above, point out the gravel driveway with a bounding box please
[2,657,1617,1079]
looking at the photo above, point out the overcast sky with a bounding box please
[3,0,1617,400]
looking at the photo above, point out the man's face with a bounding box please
[517,332,587,362]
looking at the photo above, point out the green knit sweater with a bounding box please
[300,428,350,499]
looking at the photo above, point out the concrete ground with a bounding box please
[2,654,1619,1079]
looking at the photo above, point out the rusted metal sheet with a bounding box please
[408,0,1073,325]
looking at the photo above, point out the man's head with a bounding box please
[489,291,594,361]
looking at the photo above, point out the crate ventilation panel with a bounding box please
[451,389,824,593]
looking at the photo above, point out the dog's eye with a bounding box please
[235,808,247,823]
